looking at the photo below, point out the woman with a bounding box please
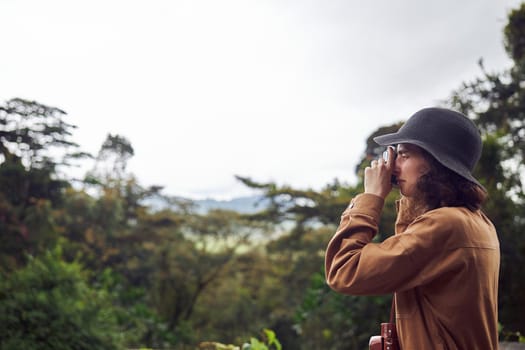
[325,107,500,349]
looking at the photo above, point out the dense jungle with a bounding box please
[1,3,525,350]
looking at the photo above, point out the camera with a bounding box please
[382,147,398,186]
[382,146,397,162]
[369,323,399,350]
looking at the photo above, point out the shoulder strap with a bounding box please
[390,295,396,323]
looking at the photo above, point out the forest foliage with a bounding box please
[1,3,525,349]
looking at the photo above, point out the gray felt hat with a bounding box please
[373,107,483,187]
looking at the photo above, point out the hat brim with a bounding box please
[373,133,405,146]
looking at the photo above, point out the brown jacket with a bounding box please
[325,193,500,350]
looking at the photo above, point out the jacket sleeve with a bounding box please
[324,193,464,295]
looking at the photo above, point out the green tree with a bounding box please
[56,135,179,348]
[0,247,123,350]
[0,98,85,271]
[0,98,83,169]
[151,208,270,345]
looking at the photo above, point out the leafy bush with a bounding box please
[0,247,123,350]
[198,329,282,350]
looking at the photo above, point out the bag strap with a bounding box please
[389,295,396,324]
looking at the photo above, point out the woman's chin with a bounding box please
[397,183,411,197]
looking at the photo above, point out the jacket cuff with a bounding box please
[343,193,384,220]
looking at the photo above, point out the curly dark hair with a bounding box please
[416,149,487,211]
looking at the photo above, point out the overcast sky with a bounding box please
[0,0,522,199]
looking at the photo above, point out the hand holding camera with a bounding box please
[364,146,396,198]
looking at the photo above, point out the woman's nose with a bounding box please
[393,158,401,175]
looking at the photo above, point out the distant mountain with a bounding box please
[193,195,270,214]
[144,195,270,214]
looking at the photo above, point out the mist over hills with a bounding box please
[193,195,270,214]
[145,194,270,214]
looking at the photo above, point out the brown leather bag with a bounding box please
[369,297,400,350]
